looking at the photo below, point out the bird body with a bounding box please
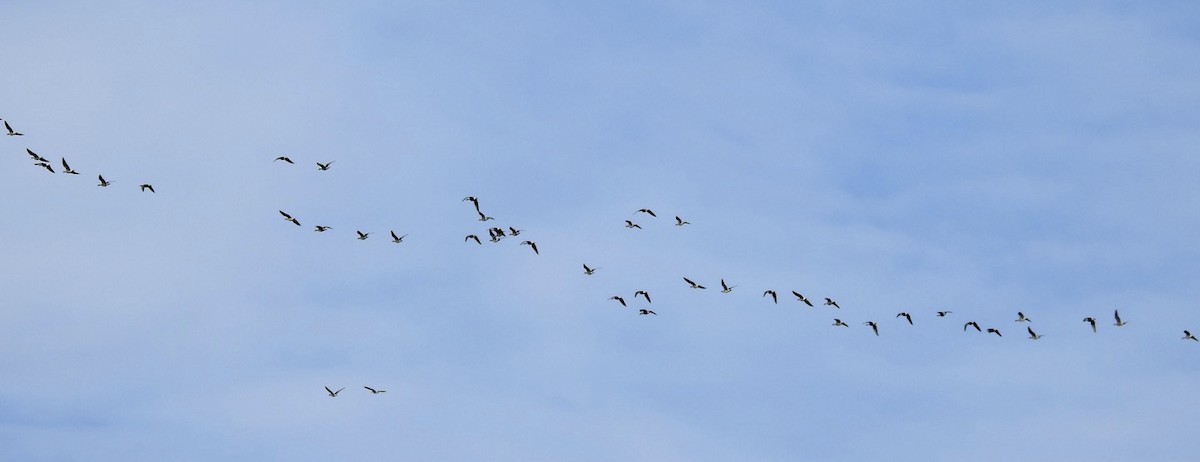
[35,162,54,173]
[610,296,626,307]
[4,120,21,136]
[274,156,294,164]
[897,312,913,325]
[964,321,981,332]
[140,184,155,193]
[317,161,334,170]
[1114,310,1127,327]
[833,319,849,327]
[864,321,879,336]
[792,292,814,306]
[325,386,344,397]
[634,290,652,303]
[583,264,598,275]
[1184,330,1198,342]
[1015,312,1032,322]
[520,240,539,254]
[1027,327,1042,340]
[1084,317,1097,333]
[390,231,407,243]
[625,220,641,229]
[364,386,386,394]
[356,231,370,240]
[636,208,657,217]
[683,277,706,289]
[26,149,48,162]
[97,174,112,187]
[279,210,301,226]
[60,158,79,174]
[763,290,777,304]
[824,297,840,309]
[639,309,657,316]
[314,225,332,232]
[675,216,690,226]
[937,311,952,317]
[987,328,1002,337]
[720,279,735,293]
[465,234,481,245]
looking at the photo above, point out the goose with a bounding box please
[583,264,598,275]
[864,321,879,336]
[1113,310,1127,327]
[390,231,407,243]
[936,311,952,317]
[316,161,334,171]
[1015,312,1032,323]
[4,120,22,136]
[609,296,626,307]
[792,291,814,306]
[824,298,840,309]
[1083,317,1097,333]
[624,220,641,229]
[638,309,657,316]
[636,208,657,217]
[60,158,79,174]
[139,184,155,193]
[896,312,913,325]
[274,156,294,164]
[97,174,112,187]
[279,210,301,226]
[763,290,777,304]
[675,216,690,226]
[465,234,482,245]
[964,321,981,332]
[477,211,494,222]
[1184,330,1198,342]
[34,162,54,173]
[987,328,1002,337]
[520,240,539,254]
[314,225,332,232]
[26,149,48,162]
[720,279,735,293]
[462,196,480,212]
[363,386,386,394]
[683,277,706,289]
[356,231,370,240]
[833,319,849,327]
[1027,327,1042,340]
[325,386,344,397]
[508,226,521,236]
[634,290,652,303]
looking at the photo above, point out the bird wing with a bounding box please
[364,386,376,393]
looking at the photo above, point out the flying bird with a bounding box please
[636,208,657,217]
[465,234,482,245]
[763,290,778,304]
[356,231,370,240]
[897,312,913,325]
[60,158,79,174]
[1027,326,1042,340]
[833,319,849,327]
[609,296,626,307]
[937,311,952,317]
[583,264,598,275]
[864,321,879,336]
[638,309,657,316]
[824,298,840,309]
[139,183,155,193]
[1083,317,1097,333]
[316,161,334,171]
[1184,330,1198,342]
[508,226,522,236]
[325,386,344,397]
[675,216,690,226]
[97,174,112,187]
[720,279,736,293]
[791,291,814,306]
[274,156,294,164]
[964,321,982,332]
[634,290,652,303]
[683,277,706,289]
[1015,312,1032,323]
[363,386,386,394]
[462,196,481,212]
[26,149,48,162]
[520,240,539,254]
[34,162,54,173]
[624,220,642,229]
[4,120,21,136]
[314,225,332,232]
[987,328,1003,337]
[279,210,301,226]
[1113,310,1127,327]
[390,231,407,243]
[477,211,494,221]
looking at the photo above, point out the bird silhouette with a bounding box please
[1027,326,1042,340]
[763,290,777,304]
[1114,310,1127,327]
[964,321,982,332]
[937,311,952,317]
[316,161,334,171]
[26,149,48,162]
[634,290,652,303]
[987,328,1002,337]
[356,231,370,240]
[364,386,386,394]
[720,279,736,293]
[314,225,332,232]
[462,196,481,213]
[465,234,481,245]
[824,298,840,309]
[675,216,690,226]
[624,220,641,229]
[520,240,539,254]
[97,174,112,187]
[279,210,301,226]
[610,296,626,307]
[864,321,879,336]
[508,226,522,236]
[897,312,913,325]
[1184,330,1198,342]
[638,309,657,316]
[636,208,657,217]
[833,319,849,327]
[60,158,79,174]
[139,184,155,193]
[792,291,814,306]
[274,156,294,164]
[325,386,344,397]
[477,211,494,221]
[4,120,22,136]
[683,277,706,289]
[1015,312,1032,322]
[1083,317,1097,333]
[390,231,407,243]
[583,264,598,275]
[34,162,54,173]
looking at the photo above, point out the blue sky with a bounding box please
[2,1,1198,460]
